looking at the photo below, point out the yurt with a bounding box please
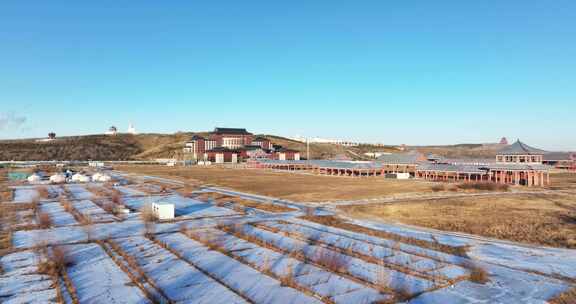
[92,172,112,182]
[27,173,42,184]
[71,173,90,183]
[49,174,66,184]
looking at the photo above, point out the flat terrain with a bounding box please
[1,169,575,303]
[341,191,576,249]
[117,165,434,202]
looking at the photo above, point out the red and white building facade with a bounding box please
[184,128,298,163]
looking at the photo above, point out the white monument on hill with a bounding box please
[127,123,137,135]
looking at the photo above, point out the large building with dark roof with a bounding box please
[183,128,297,163]
[250,139,553,187]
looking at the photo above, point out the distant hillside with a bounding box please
[0,132,505,161]
[261,135,400,160]
[410,143,503,158]
[0,133,194,161]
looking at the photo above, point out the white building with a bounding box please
[49,174,66,184]
[27,173,42,184]
[105,126,118,136]
[127,123,137,135]
[89,161,105,168]
[151,202,175,220]
[71,173,90,183]
[92,172,112,182]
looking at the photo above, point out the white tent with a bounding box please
[71,173,90,183]
[49,174,66,184]
[27,173,42,184]
[92,172,112,182]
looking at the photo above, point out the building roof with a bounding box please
[258,159,385,170]
[206,147,239,153]
[497,140,547,155]
[484,163,551,171]
[543,152,575,161]
[376,151,424,164]
[243,145,264,151]
[213,127,252,135]
[252,136,269,142]
[417,163,487,174]
[190,135,206,140]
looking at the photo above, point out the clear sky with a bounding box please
[1,1,575,150]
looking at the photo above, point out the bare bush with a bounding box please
[314,247,350,273]
[111,193,123,205]
[464,261,490,284]
[38,212,52,229]
[431,184,446,192]
[140,204,156,222]
[457,182,509,192]
[550,286,576,304]
[38,246,73,276]
[279,262,297,288]
[37,187,51,199]
[376,260,390,293]
[140,204,156,238]
[61,198,73,213]
[304,206,316,216]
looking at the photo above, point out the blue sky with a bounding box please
[1,1,575,150]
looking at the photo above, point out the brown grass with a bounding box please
[0,188,13,202]
[341,192,576,248]
[38,212,52,229]
[314,247,350,273]
[37,246,79,304]
[117,165,433,202]
[301,215,469,256]
[550,286,576,304]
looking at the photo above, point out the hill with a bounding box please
[0,132,502,161]
[0,133,193,161]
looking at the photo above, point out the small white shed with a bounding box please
[92,173,112,182]
[49,174,66,184]
[151,202,175,220]
[27,173,42,184]
[396,173,411,180]
[72,173,90,183]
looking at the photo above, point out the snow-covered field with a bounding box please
[2,172,575,304]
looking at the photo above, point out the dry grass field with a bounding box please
[118,165,434,202]
[341,192,576,248]
[548,172,576,190]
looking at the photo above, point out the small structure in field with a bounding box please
[151,202,175,220]
[92,172,112,182]
[105,126,118,136]
[49,174,66,184]
[127,123,137,135]
[27,173,42,184]
[71,173,90,183]
[396,173,411,179]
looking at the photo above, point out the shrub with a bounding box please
[431,185,446,192]
[314,247,350,273]
[38,246,73,275]
[457,182,509,192]
[550,286,576,304]
[38,212,52,229]
[465,261,490,284]
[111,193,123,205]
[37,187,51,199]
